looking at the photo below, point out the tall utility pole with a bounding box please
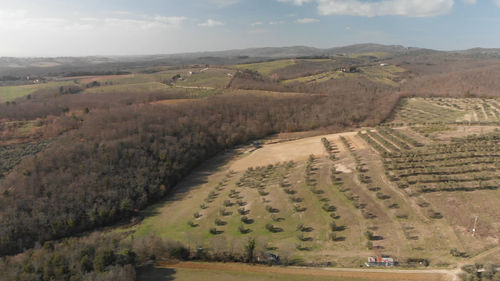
[472,216,479,237]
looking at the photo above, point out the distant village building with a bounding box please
[366,256,395,267]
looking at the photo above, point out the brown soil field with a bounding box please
[150,99,192,105]
[155,262,452,281]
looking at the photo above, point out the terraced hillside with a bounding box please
[390,97,500,125]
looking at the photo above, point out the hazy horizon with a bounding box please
[2,0,500,57]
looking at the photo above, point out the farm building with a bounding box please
[365,256,395,267]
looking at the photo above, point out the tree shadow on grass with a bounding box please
[140,151,236,220]
[137,265,176,281]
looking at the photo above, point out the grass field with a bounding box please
[82,82,170,94]
[123,98,499,270]
[0,81,76,102]
[234,59,297,75]
[281,64,406,86]
[174,68,233,88]
[347,52,393,59]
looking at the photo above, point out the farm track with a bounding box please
[172,85,216,90]
[159,262,454,281]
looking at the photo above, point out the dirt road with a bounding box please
[160,262,454,281]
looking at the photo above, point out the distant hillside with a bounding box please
[1,43,500,77]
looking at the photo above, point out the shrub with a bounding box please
[239,226,251,234]
[322,204,336,212]
[258,190,269,196]
[265,223,282,233]
[238,208,249,215]
[428,209,443,219]
[376,192,391,200]
[295,244,311,251]
[329,233,337,241]
[296,233,312,241]
[294,205,306,212]
[219,208,231,216]
[395,212,408,219]
[241,216,253,224]
[364,230,374,240]
[223,200,233,207]
[265,205,279,213]
[215,218,226,226]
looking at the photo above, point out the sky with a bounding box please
[1,0,500,57]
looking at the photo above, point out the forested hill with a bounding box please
[0,90,399,255]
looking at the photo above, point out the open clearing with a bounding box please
[0,81,76,102]
[230,132,356,171]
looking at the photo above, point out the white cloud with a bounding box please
[208,0,240,7]
[198,19,224,27]
[0,9,187,32]
[495,0,500,7]
[251,21,263,26]
[154,16,187,26]
[279,0,455,17]
[269,20,285,24]
[277,0,313,5]
[296,17,320,23]
[248,28,267,34]
[0,8,191,56]
[462,0,477,4]
[316,0,454,17]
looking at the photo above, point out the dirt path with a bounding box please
[479,104,489,121]
[172,85,216,90]
[161,262,453,281]
[230,132,357,171]
[463,245,500,265]
[448,246,500,281]
[472,110,479,122]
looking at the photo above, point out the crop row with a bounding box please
[376,127,411,149]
